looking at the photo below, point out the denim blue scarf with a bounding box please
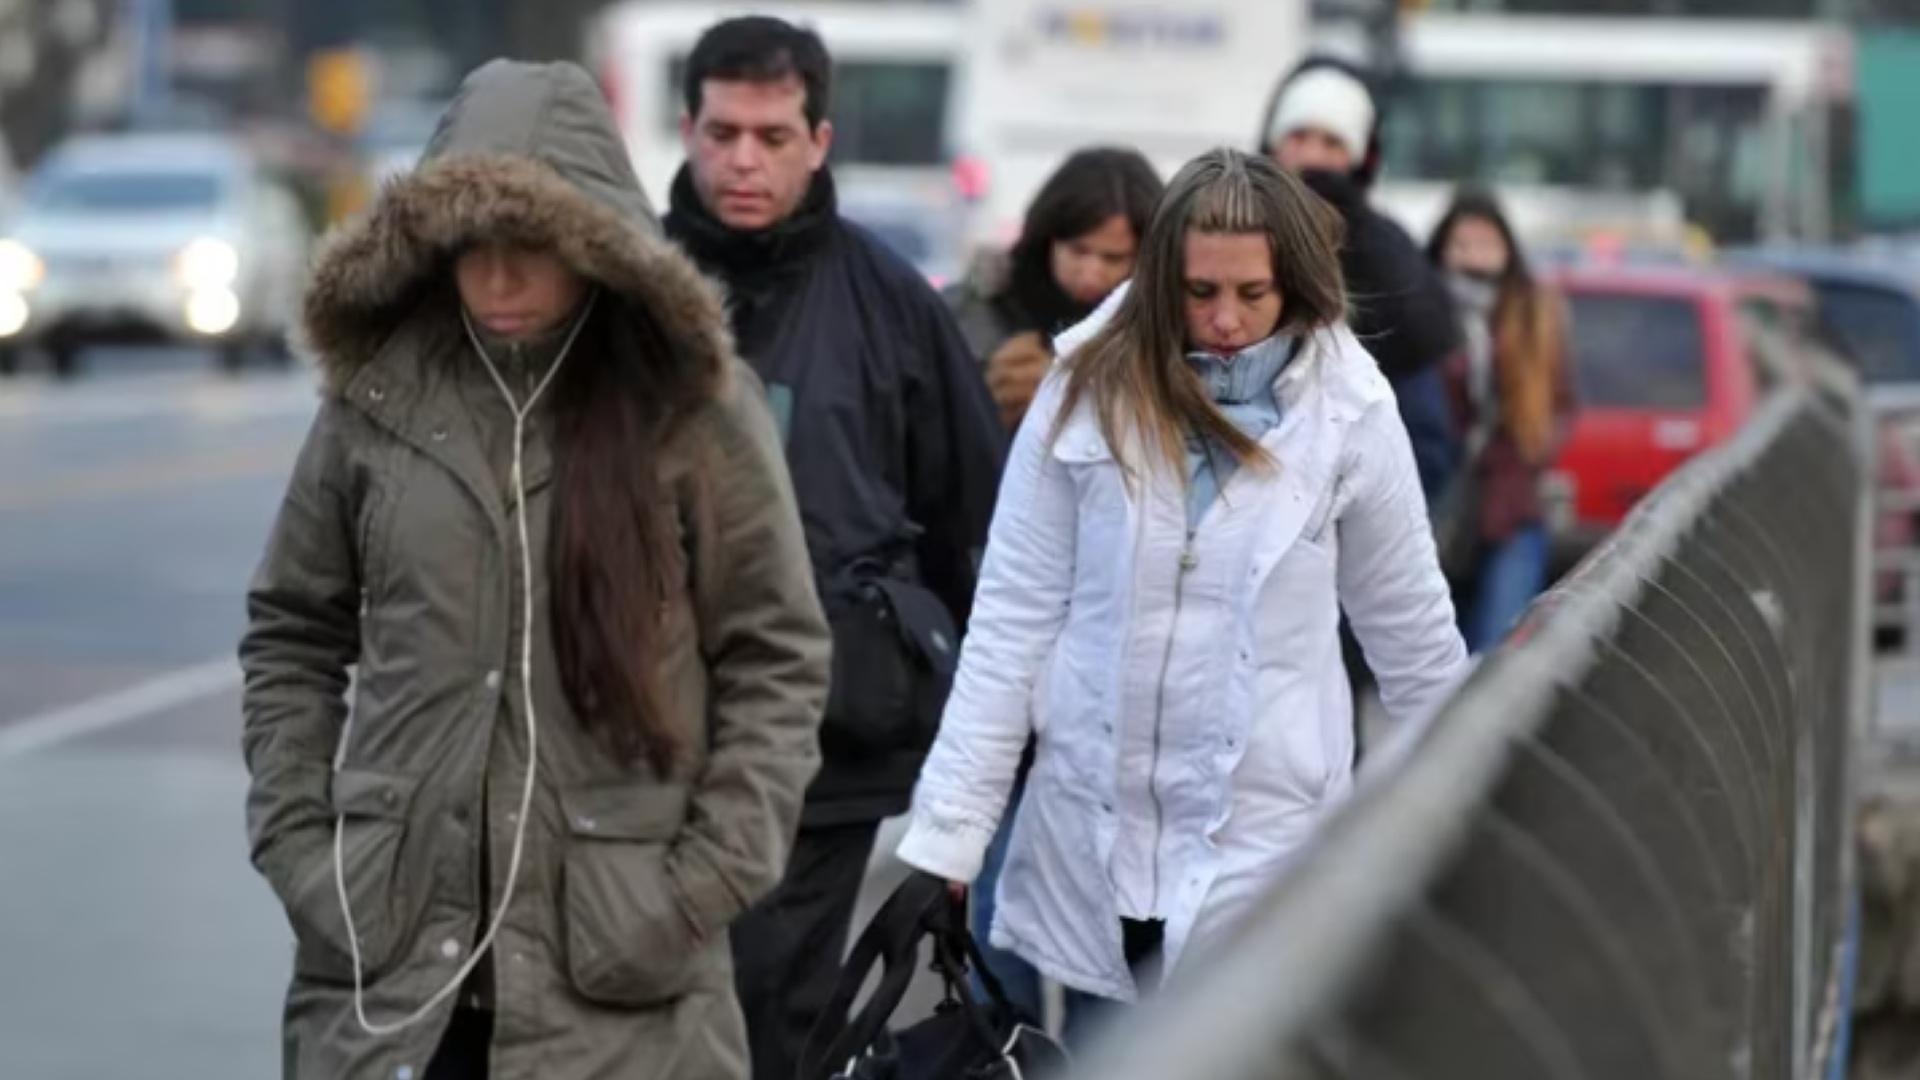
[1182,334,1297,529]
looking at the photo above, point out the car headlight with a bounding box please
[175,238,239,289]
[0,239,45,290]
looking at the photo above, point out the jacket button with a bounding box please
[430,427,448,442]
[381,789,398,807]
[484,670,501,691]
[440,938,462,960]
[367,386,384,403]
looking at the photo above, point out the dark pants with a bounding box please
[1060,919,1167,1052]
[425,1008,492,1080]
[731,820,882,1080]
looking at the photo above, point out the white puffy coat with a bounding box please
[897,300,1469,1002]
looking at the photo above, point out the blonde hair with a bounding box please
[1495,284,1567,465]
[1051,148,1346,485]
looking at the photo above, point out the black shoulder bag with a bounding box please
[798,874,1070,1080]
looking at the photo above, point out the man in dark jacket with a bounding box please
[663,16,1006,1080]
[1259,56,1462,497]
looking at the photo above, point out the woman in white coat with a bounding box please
[896,148,1469,1036]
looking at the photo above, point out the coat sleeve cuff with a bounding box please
[896,812,997,885]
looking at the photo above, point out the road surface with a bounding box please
[0,360,932,1079]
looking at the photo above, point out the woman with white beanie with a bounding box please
[1257,56,1460,404]
[1259,55,1467,743]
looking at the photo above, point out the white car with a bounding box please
[0,133,312,378]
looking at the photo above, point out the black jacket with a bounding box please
[666,168,1006,825]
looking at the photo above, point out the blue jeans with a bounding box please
[970,783,1099,1031]
[1465,522,1550,652]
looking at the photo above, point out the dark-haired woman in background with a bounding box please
[1426,188,1575,653]
[940,146,1163,1029]
[945,146,1164,431]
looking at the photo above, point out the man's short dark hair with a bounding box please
[682,16,833,129]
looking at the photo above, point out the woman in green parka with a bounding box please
[239,60,831,1080]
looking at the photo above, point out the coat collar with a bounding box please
[1051,324,1389,469]
[1050,324,1391,587]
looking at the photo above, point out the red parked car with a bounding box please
[1543,265,1768,564]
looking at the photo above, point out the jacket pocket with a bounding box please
[820,577,959,757]
[559,785,706,1008]
[288,769,420,986]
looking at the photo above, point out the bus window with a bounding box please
[1381,76,1776,240]
[665,58,951,168]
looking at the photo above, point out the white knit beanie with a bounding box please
[1266,66,1376,163]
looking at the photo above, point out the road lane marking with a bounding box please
[0,441,301,512]
[0,657,242,761]
[0,375,320,428]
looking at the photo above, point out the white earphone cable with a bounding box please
[335,292,598,1036]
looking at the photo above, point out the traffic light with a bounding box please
[308,48,370,135]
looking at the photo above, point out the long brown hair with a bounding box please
[1427,189,1566,464]
[548,296,710,775]
[1051,148,1347,484]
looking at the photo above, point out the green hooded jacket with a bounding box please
[240,59,830,1080]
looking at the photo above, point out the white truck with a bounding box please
[587,1,968,215]
[958,0,1313,248]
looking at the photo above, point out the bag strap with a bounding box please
[798,874,949,1080]
[798,876,1026,1080]
[930,902,1022,1054]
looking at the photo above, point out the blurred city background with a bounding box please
[5,0,1920,1077]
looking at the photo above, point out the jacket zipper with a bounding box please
[1144,527,1197,913]
[357,498,378,620]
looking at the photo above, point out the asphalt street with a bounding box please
[0,353,929,1079]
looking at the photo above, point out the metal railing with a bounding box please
[1075,376,1871,1080]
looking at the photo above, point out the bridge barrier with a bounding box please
[1073,375,1871,1080]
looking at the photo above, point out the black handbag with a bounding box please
[819,563,960,758]
[799,874,1070,1080]
[1431,455,1486,584]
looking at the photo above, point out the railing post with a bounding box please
[1794,708,1817,1075]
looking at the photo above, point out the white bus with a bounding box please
[589,2,970,218]
[1335,13,1854,246]
[961,0,1313,247]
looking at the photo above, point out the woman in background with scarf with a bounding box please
[1426,188,1577,653]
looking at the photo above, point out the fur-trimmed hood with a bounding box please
[298,59,729,400]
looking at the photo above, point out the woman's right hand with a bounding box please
[986,331,1052,430]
